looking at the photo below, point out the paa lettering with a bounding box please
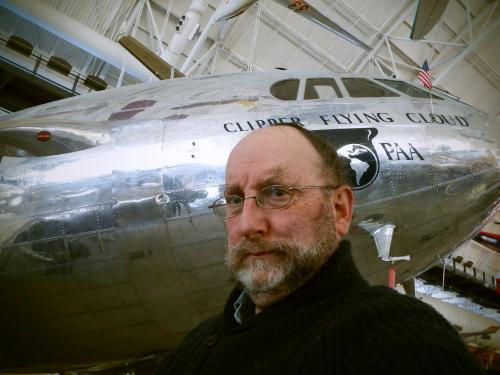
[379,143,424,161]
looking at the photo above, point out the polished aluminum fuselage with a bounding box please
[0,71,498,371]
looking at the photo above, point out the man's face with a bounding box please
[224,127,341,299]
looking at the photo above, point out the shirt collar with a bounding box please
[233,290,248,324]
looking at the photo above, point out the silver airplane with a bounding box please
[0,70,498,372]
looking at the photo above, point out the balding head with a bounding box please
[226,125,327,190]
[227,123,350,189]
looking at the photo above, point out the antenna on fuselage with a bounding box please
[371,224,411,262]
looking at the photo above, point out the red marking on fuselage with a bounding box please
[36,130,51,141]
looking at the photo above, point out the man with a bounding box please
[158,123,484,374]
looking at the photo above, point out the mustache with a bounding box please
[229,238,291,257]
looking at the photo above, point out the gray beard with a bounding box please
[225,226,339,296]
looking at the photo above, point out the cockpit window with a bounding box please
[270,79,299,100]
[375,79,443,100]
[341,78,399,98]
[304,78,342,100]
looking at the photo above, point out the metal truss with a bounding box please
[352,0,499,89]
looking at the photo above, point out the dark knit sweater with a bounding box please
[158,241,484,374]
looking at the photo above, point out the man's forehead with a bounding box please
[225,127,325,188]
[225,165,290,189]
[229,127,316,160]
[240,125,300,143]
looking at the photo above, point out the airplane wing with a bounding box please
[0,119,112,157]
[273,0,371,51]
[119,36,184,80]
[410,0,450,40]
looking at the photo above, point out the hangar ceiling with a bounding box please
[0,0,499,120]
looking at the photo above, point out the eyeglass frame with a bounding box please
[209,184,337,219]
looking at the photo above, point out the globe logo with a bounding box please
[337,144,379,190]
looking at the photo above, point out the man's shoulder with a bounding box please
[155,313,224,375]
[186,313,224,339]
[317,283,464,340]
[363,285,446,316]
[335,284,447,321]
[315,286,484,373]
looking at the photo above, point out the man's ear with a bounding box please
[331,185,354,237]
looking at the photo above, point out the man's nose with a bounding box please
[233,196,269,237]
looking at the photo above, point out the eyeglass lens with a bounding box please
[213,186,293,218]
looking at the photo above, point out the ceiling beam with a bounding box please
[433,16,500,85]
[351,0,416,73]
[432,1,498,67]
[257,5,347,71]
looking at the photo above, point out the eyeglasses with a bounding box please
[209,185,336,219]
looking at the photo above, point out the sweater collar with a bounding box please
[222,240,368,330]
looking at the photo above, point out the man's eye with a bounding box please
[268,186,287,197]
[226,195,243,205]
